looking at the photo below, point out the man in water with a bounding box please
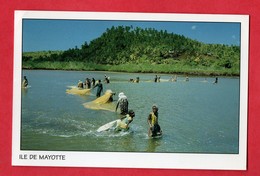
[116,109,135,131]
[104,75,110,84]
[115,92,129,115]
[104,89,116,102]
[147,105,162,137]
[135,77,140,83]
[93,80,103,97]
[185,76,189,82]
[214,77,218,84]
[22,76,28,88]
[92,78,96,86]
[85,78,91,89]
[154,75,158,82]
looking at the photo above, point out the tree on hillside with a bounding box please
[22,25,240,73]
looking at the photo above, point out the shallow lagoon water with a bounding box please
[21,70,240,154]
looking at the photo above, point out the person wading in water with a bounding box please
[147,105,162,137]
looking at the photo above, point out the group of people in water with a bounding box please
[77,78,97,89]
[114,91,162,137]
[75,74,162,137]
[78,73,219,136]
[22,73,219,138]
[130,74,218,84]
[69,72,219,137]
[77,75,113,98]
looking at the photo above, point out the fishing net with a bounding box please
[83,90,116,111]
[66,88,91,95]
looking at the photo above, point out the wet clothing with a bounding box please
[150,124,161,137]
[116,114,133,131]
[148,112,161,137]
[85,79,91,89]
[150,112,157,126]
[92,78,96,86]
[121,99,128,114]
[94,82,103,97]
[22,78,28,87]
[116,93,128,115]
[154,76,158,82]
[105,77,110,84]
[135,77,140,83]
[78,81,84,89]
[214,77,218,84]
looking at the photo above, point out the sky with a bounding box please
[22,19,241,52]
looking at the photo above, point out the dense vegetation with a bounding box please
[23,26,240,76]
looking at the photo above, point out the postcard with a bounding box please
[12,11,249,170]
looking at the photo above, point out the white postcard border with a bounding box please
[12,10,249,170]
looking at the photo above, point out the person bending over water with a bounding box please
[116,110,135,131]
[22,76,28,88]
[147,105,162,137]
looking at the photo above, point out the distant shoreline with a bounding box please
[22,63,240,77]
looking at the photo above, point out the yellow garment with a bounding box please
[117,114,132,129]
[150,112,157,126]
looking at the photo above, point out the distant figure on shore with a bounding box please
[213,77,218,84]
[22,76,28,88]
[93,80,103,97]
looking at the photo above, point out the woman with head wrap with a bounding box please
[115,92,129,115]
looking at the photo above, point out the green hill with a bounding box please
[22,26,240,76]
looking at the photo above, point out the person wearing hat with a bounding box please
[115,92,129,115]
[115,109,135,131]
[147,105,162,137]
